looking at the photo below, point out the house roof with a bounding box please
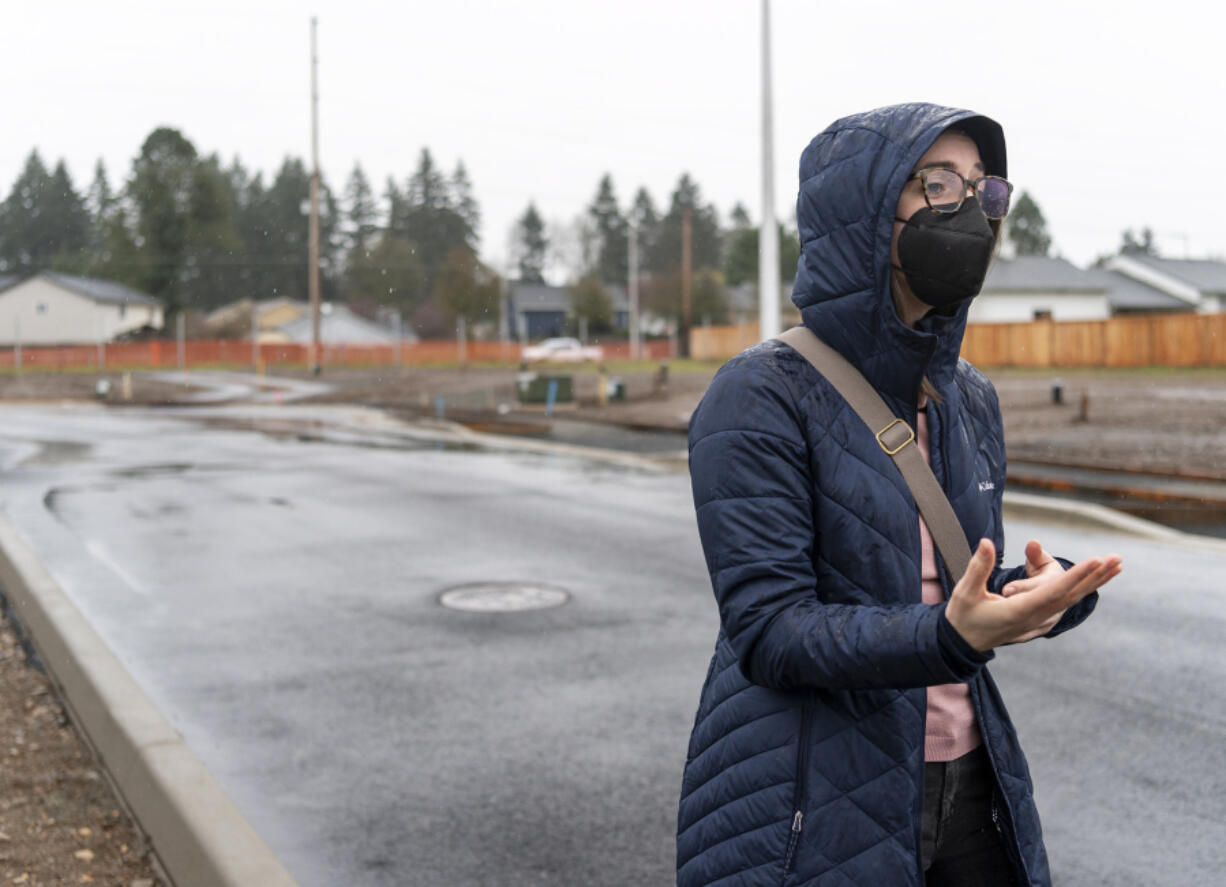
[1121,255,1226,294]
[277,303,403,344]
[39,271,161,306]
[982,256,1106,292]
[509,281,569,313]
[1099,269,1193,312]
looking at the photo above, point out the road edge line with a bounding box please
[0,514,300,887]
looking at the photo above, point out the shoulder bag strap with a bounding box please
[777,325,972,581]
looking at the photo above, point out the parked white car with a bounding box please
[521,337,603,363]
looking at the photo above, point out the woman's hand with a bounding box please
[998,540,1068,643]
[946,538,1122,652]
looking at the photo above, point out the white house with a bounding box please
[969,256,1111,323]
[1103,255,1226,314]
[0,272,163,345]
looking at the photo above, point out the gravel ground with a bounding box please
[0,613,159,887]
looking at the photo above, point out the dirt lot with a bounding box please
[5,363,1226,476]
[0,613,159,886]
[281,363,1226,479]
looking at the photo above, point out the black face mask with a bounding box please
[892,196,995,312]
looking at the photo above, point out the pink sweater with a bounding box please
[916,406,983,761]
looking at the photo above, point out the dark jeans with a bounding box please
[921,745,1016,886]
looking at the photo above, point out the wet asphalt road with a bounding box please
[0,403,1223,886]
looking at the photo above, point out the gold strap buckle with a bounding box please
[876,418,915,455]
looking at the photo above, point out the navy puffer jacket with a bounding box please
[676,103,1096,886]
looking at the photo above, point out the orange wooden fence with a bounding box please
[692,314,1226,368]
[0,337,675,371]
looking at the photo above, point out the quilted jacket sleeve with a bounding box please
[689,358,992,692]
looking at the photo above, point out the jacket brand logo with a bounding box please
[978,481,995,492]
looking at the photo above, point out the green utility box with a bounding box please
[516,372,573,404]
[606,378,626,402]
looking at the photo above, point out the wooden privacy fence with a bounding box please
[0,338,675,371]
[692,314,1226,368]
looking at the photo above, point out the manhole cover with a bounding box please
[439,582,570,612]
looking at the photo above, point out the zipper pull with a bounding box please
[791,810,804,832]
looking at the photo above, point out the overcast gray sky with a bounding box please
[5,0,1223,278]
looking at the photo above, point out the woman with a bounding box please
[676,103,1122,886]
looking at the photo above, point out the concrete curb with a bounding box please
[1002,490,1226,551]
[0,514,299,887]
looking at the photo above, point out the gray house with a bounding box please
[972,256,1111,322]
[1103,255,1226,314]
[507,282,569,339]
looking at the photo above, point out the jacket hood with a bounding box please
[790,102,1006,405]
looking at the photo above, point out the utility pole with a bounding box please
[392,308,403,372]
[308,16,323,375]
[681,206,692,358]
[628,223,640,361]
[251,300,259,371]
[759,0,781,341]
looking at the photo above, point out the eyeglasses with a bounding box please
[908,168,1013,219]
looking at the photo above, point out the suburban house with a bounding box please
[0,272,163,345]
[1102,255,1226,314]
[969,255,1226,322]
[205,297,413,344]
[508,282,568,340]
[970,256,1111,322]
[277,303,403,345]
[204,297,309,341]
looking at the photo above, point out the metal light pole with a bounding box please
[758,0,781,341]
[308,17,323,375]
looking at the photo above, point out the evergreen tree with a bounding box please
[647,174,721,274]
[344,163,379,254]
[91,205,145,288]
[345,233,426,314]
[723,215,802,287]
[383,177,405,237]
[629,187,659,271]
[46,161,90,265]
[86,159,115,227]
[128,127,199,312]
[513,202,548,283]
[180,153,243,310]
[0,151,55,272]
[398,148,472,287]
[586,174,628,284]
[729,203,752,230]
[451,160,480,247]
[1005,190,1052,256]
